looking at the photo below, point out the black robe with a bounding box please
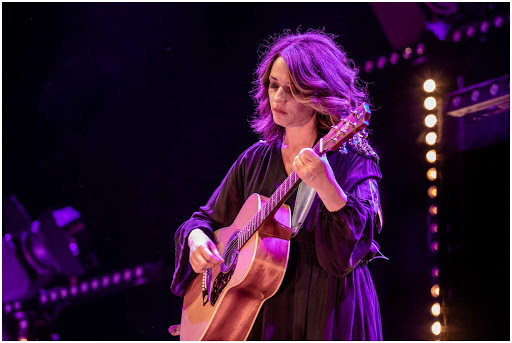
[171,138,384,340]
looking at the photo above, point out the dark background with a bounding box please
[3,2,509,340]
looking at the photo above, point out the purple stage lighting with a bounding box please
[68,242,79,256]
[134,266,143,278]
[4,303,12,313]
[452,95,461,108]
[489,83,499,96]
[39,293,48,304]
[452,30,462,42]
[101,275,110,288]
[494,16,504,28]
[5,233,11,241]
[389,52,399,65]
[50,291,58,302]
[112,272,121,285]
[91,279,99,290]
[471,90,480,102]
[59,288,68,299]
[20,319,28,329]
[466,25,475,37]
[14,302,21,310]
[432,267,439,278]
[376,56,386,69]
[70,285,78,296]
[480,21,490,33]
[364,60,373,73]
[402,47,412,60]
[80,282,89,293]
[416,43,425,55]
[123,269,132,282]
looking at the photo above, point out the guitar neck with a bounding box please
[236,141,323,249]
[236,103,370,249]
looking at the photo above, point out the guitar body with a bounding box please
[180,193,293,341]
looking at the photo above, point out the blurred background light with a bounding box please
[428,185,438,198]
[424,114,437,127]
[426,150,437,163]
[426,132,437,145]
[424,96,437,110]
[431,303,441,316]
[431,284,440,298]
[424,79,436,92]
[427,167,437,181]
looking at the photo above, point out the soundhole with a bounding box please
[210,233,240,306]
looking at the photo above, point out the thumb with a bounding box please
[208,241,225,262]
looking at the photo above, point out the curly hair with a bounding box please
[250,29,369,146]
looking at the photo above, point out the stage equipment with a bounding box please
[437,74,509,340]
[2,195,96,304]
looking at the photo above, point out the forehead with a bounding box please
[269,56,290,81]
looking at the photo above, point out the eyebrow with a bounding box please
[269,75,289,84]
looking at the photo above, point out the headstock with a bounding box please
[319,102,371,154]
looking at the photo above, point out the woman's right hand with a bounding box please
[188,229,225,273]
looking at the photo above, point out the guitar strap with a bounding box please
[291,154,328,237]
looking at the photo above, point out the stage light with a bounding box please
[424,114,437,128]
[423,79,436,92]
[431,303,441,316]
[452,95,461,108]
[431,284,440,298]
[5,303,12,313]
[390,52,399,65]
[494,16,504,28]
[429,205,438,216]
[480,21,490,33]
[80,282,89,293]
[70,285,78,296]
[69,242,79,256]
[489,83,499,96]
[426,150,436,163]
[135,266,144,278]
[426,132,437,145]
[466,25,475,37]
[20,319,28,329]
[403,47,412,60]
[364,60,373,73]
[50,291,58,302]
[377,56,386,69]
[59,288,68,299]
[431,241,439,251]
[432,267,439,278]
[453,30,462,42]
[102,275,110,288]
[427,167,437,181]
[91,279,99,291]
[471,90,480,102]
[430,223,438,233]
[428,186,438,198]
[416,43,425,55]
[19,337,28,341]
[14,302,21,310]
[112,272,121,285]
[424,97,437,110]
[123,269,132,281]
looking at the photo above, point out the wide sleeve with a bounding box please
[315,150,383,278]
[170,155,246,297]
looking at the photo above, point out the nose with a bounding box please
[273,87,286,102]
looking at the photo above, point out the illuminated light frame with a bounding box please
[423,77,444,339]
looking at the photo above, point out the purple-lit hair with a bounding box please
[250,29,369,145]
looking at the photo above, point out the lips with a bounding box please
[273,107,287,115]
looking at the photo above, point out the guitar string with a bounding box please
[217,117,358,261]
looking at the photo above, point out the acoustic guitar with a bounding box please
[179,103,371,340]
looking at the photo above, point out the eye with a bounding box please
[269,83,279,90]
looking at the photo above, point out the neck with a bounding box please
[282,116,317,151]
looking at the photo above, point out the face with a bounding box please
[268,57,315,129]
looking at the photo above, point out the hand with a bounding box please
[188,229,224,273]
[292,148,347,212]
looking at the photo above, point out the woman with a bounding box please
[171,29,384,340]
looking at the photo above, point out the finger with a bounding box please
[299,148,319,162]
[207,241,225,262]
[192,252,209,271]
[198,246,218,265]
